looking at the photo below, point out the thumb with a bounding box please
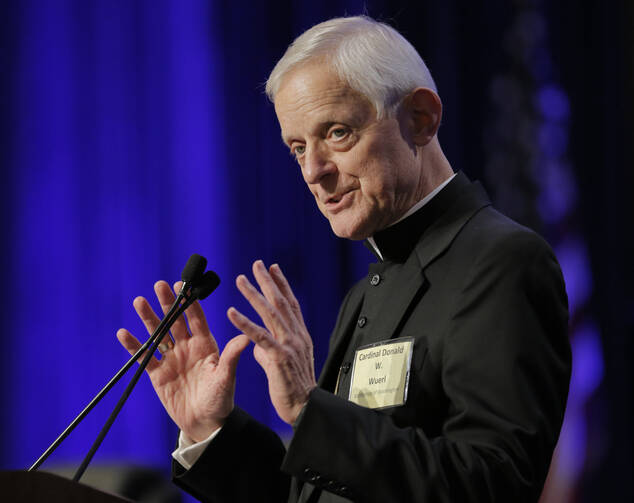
[218,334,250,380]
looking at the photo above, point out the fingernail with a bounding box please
[227,307,243,320]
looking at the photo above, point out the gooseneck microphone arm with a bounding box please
[72,270,220,483]
[28,254,209,473]
[28,297,184,472]
[72,291,194,482]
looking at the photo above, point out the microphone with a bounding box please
[29,254,218,475]
[180,253,207,294]
[192,270,221,300]
[158,253,208,347]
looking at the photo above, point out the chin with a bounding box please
[329,218,373,241]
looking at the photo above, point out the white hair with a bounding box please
[265,16,437,119]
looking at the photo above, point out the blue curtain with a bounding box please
[0,0,370,472]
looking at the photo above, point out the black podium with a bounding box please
[1,471,133,502]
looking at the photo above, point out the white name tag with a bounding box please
[348,337,414,409]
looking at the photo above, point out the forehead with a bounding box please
[274,64,374,142]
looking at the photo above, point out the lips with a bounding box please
[323,188,355,213]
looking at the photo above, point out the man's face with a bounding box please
[274,64,423,240]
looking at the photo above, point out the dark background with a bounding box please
[1,1,631,501]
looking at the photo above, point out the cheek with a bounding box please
[343,148,379,190]
[357,158,397,201]
[365,142,413,192]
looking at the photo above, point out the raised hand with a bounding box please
[227,260,317,425]
[117,280,249,442]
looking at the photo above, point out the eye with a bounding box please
[330,127,348,140]
[291,144,305,159]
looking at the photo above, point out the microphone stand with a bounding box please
[72,289,199,482]
[28,290,187,472]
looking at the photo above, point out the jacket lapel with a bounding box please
[414,182,490,270]
[367,182,492,344]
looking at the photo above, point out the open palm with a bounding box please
[117,280,249,442]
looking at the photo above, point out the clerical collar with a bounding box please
[365,172,468,263]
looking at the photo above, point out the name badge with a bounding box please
[348,337,414,409]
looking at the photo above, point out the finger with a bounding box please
[218,334,250,381]
[269,263,306,327]
[252,260,296,323]
[116,328,160,372]
[269,263,310,346]
[154,281,188,341]
[227,307,277,350]
[182,298,219,354]
[133,296,162,337]
[235,274,288,340]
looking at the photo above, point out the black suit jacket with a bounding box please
[173,173,571,503]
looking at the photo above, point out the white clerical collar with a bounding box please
[367,173,456,261]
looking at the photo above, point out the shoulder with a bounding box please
[454,206,558,271]
[429,205,567,317]
[444,207,568,323]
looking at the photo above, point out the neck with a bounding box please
[389,137,453,228]
[366,170,469,263]
[415,137,454,201]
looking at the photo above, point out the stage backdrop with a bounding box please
[0,0,374,476]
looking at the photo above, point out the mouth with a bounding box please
[323,188,355,212]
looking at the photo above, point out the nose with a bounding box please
[302,143,336,184]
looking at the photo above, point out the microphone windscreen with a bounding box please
[192,270,221,300]
[182,254,208,282]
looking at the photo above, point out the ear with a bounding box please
[402,88,442,146]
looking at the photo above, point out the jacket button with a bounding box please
[370,273,381,286]
[357,316,367,328]
[341,361,351,373]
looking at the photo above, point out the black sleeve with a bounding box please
[281,234,571,502]
[172,407,290,503]
[170,284,365,503]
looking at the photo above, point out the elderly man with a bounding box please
[118,16,570,503]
